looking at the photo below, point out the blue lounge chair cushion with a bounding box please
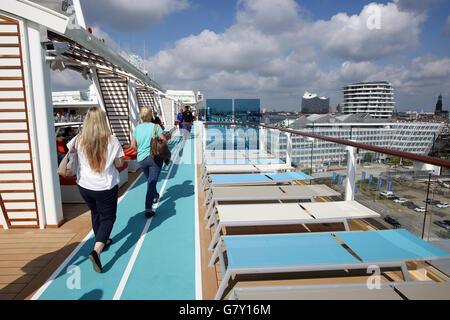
[337,229,450,262]
[222,230,450,269]
[209,174,271,184]
[250,158,284,164]
[205,159,251,165]
[267,171,313,181]
[223,233,360,268]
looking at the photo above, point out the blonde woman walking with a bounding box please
[131,107,167,218]
[67,107,124,273]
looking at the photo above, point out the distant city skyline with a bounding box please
[50,0,450,113]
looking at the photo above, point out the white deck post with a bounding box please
[286,132,292,167]
[26,22,63,227]
[345,143,357,201]
[155,94,166,125]
[171,100,175,126]
[72,0,86,29]
[260,126,267,152]
[202,122,207,153]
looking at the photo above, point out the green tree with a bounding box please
[363,153,373,163]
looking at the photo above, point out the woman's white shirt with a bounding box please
[67,135,125,191]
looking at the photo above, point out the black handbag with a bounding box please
[150,124,171,165]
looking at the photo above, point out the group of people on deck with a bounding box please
[64,105,195,273]
[177,106,194,139]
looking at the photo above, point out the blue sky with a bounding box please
[52,0,450,112]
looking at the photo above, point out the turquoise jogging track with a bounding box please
[36,128,197,300]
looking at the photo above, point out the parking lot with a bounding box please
[321,173,450,241]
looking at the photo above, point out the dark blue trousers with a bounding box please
[78,184,119,244]
[138,156,163,212]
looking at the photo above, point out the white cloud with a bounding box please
[143,0,432,109]
[310,3,426,61]
[236,0,303,34]
[57,0,448,111]
[82,0,190,32]
[50,69,91,91]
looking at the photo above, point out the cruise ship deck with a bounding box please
[1,124,450,300]
[0,1,449,302]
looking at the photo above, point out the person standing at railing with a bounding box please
[182,105,194,139]
[177,108,184,136]
[67,106,125,273]
[130,107,167,218]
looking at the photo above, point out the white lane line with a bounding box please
[31,170,143,300]
[113,137,184,300]
[194,124,203,300]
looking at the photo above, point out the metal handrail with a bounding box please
[203,122,450,168]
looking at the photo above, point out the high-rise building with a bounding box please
[342,81,395,118]
[435,94,443,115]
[301,92,330,114]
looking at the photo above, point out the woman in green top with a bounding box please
[131,107,167,217]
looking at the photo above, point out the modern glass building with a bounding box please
[205,99,233,122]
[204,98,261,150]
[234,98,261,123]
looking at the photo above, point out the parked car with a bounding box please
[437,179,450,189]
[393,198,407,204]
[407,203,418,210]
[433,220,450,231]
[370,188,378,192]
[380,191,395,198]
[414,207,426,213]
[424,199,440,205]
[402,201,414,207]
[389,196,400,201]
[436,202,449,208]
[384,215,401,228]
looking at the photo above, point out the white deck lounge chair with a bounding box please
[206,201,380,250]
[202,171,312,192]
[200,162,294,183]
[228,282,419,300]
[203,151,275,160]
[392,281,450,300]
[203,184,340,220]
[209,229,450,300]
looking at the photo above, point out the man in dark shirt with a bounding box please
[182,106,193,139]
[152,114,165,131]
[64,126,76,144]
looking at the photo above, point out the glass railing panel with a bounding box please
[310,149,450,241]
[200,123,450,242]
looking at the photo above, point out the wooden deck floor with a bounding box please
[0,171,141,300]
